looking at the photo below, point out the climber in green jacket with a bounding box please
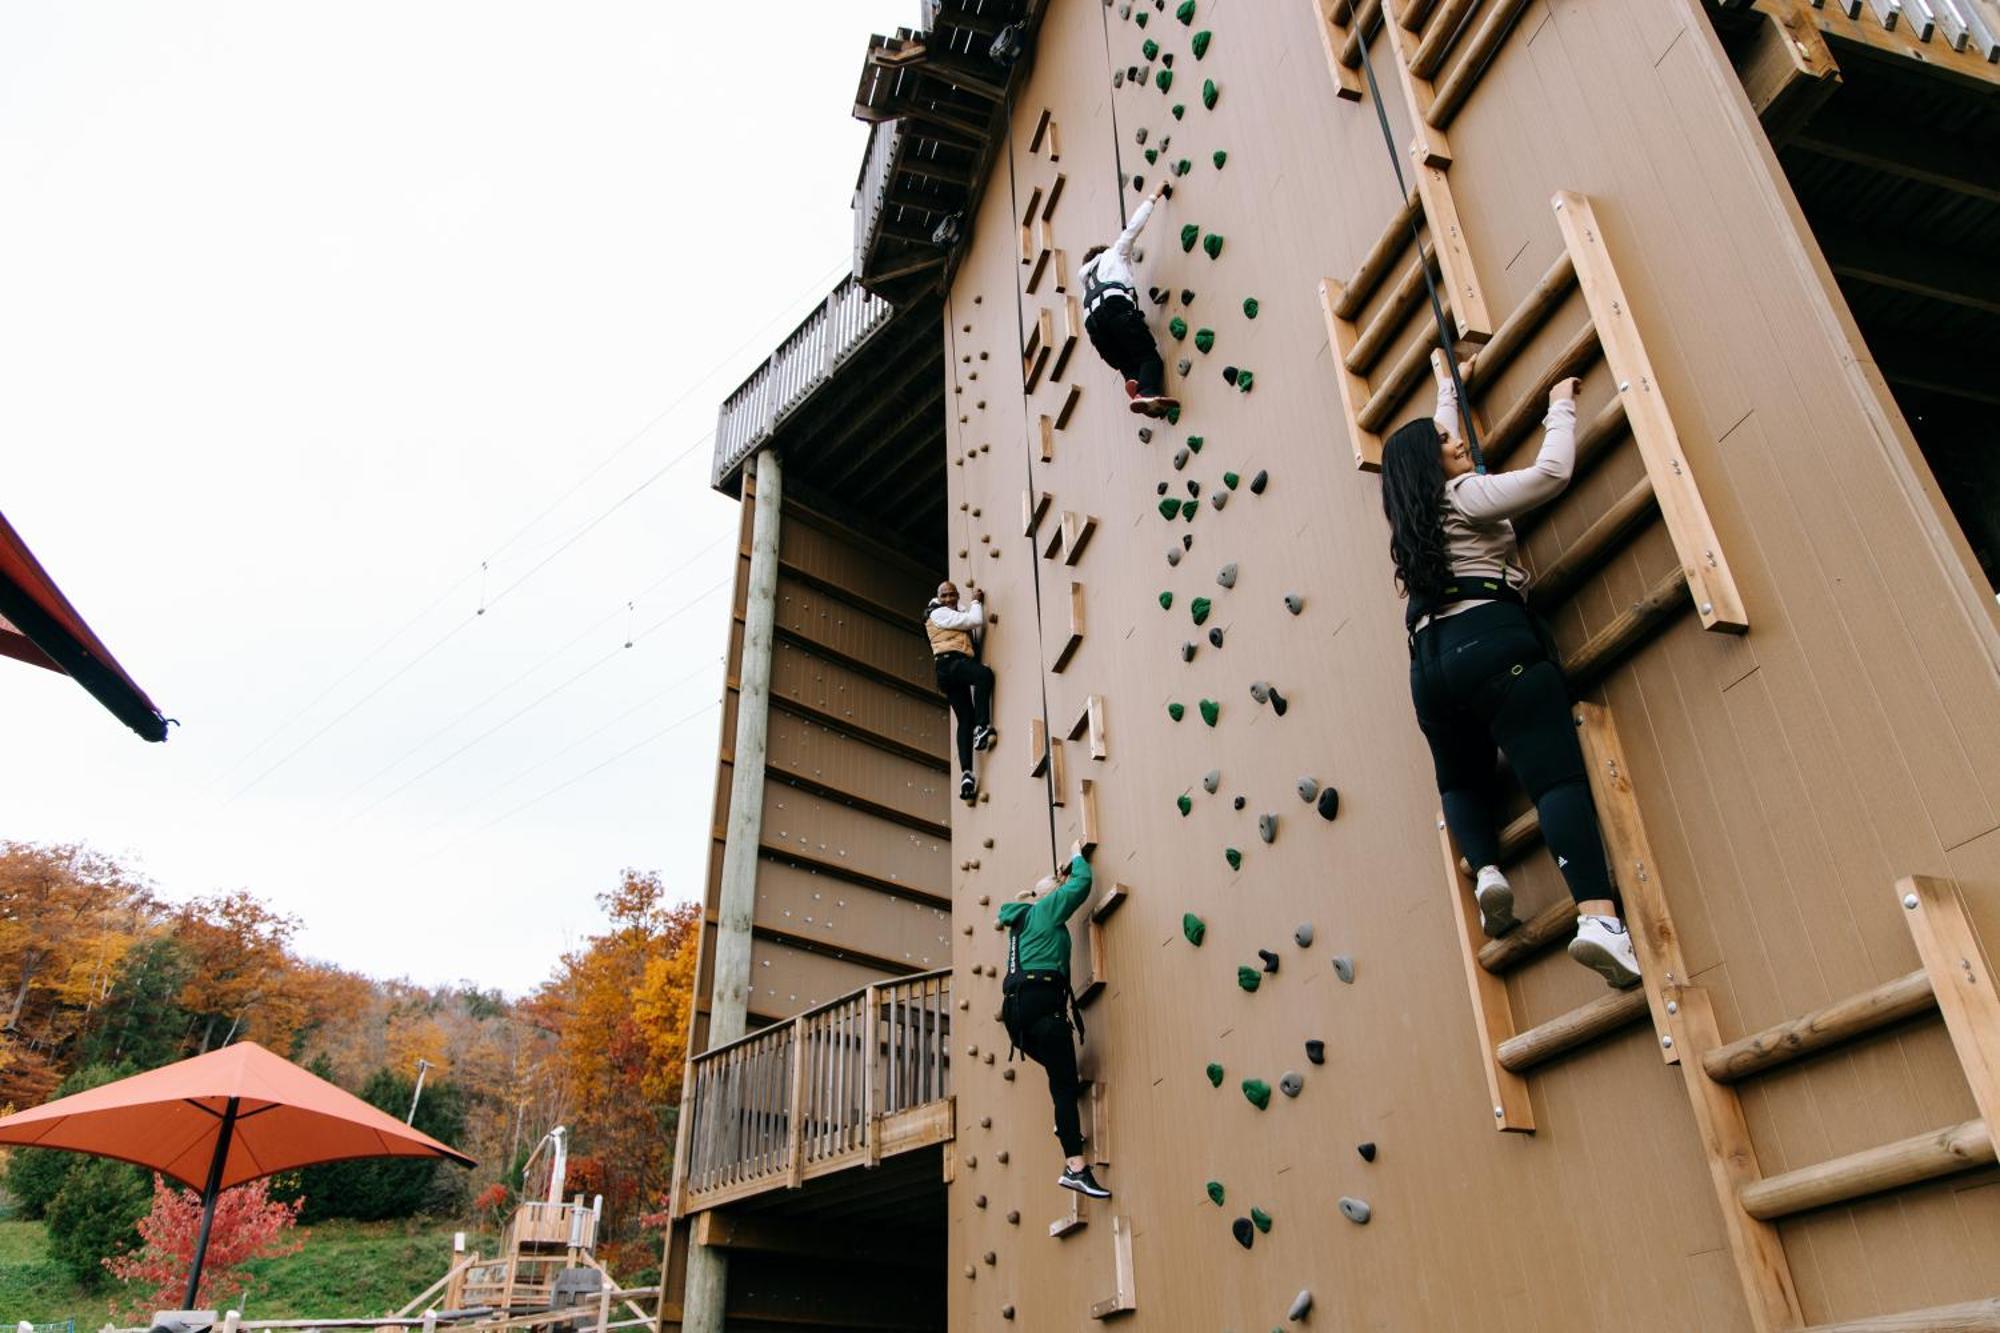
[996,841,1109,1198]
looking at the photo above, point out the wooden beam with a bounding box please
[1029,716,1049,778]
[1496,987,1651,1073]
[1048,736,1069,807]
[1078,776,1102,854]
[1739,1118,1995,1221]
[1702,968,1936,1083]
[1319,277,1385,469]
[1477,322,1602,469]
[1900,875,2000,1135]
[1767,0,2000,92]
[1462,252,1578,396]
[1052,581,1084,672]
[1736,1,1842,143]
[1799,1298,2000,1331]
[691,1210,938,1270]
[1790,111,2000,206]
[1358,299,1453,433]
[1822,226,2000,317]
[1438,815,1535,1130]
[1554,191,1749,633]
[1414,161,1494,345]
[1338,0,1385,67]
[1023,488,1053,537]
[1061,512,1098,566]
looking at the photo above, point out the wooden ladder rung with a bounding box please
[1496,986,1650,1073]
[1346,243,1439,374]
[1462,252,1577,396]
[1359,302,1455,432]
[1410,0,1481,77]
[1565,566,1692,697]
[1477,898,1578,975]
[1477,321,1603,469]
[1338,0,1385,67]
[1334,185,1423,320]
[1428,0,1533,129]
[1516,396,1633,540]
[1799,1297,2000,1332]
[1739,1118,1994,1222]
[1527,476,1659,613]
[1703,969,1937,1084]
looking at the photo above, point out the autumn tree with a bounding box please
[105,1176,305,1316]
[172,891,300,1053]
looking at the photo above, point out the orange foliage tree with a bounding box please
[104,1176,305,1315]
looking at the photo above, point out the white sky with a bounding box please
[0,1,914,993]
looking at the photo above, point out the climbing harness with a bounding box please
[1352,25,1488,474]
[999,910,1086,1062]
[1082,268,1137,316]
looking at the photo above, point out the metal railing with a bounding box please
[678,968,952,1207]
[711,269,893,486]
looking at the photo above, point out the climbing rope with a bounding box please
[1351,27,1488,474]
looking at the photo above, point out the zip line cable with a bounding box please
[1353,30,1488,474]
[223,256,849,779]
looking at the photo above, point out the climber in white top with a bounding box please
[1079,180,1179,418]
[925,581,994,803]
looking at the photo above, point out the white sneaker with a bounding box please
[1569,914,1642,989]
[1473,866,1517,938]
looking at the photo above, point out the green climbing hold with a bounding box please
[1203,232,1224,260]
[1205,1180,1225,1206]
[1186,434,1203,453]
[1236,965,1260,992]
[1212,149,1227,170]
[1190,596,1212,625]
[1175,158,1191,176]
[1142,37,1159,59]
[1192,29,1212,57]
[1177,793,1193,817]
[1159,497,1181,521]
[1243,296,1259,318]
[1159,591,1174,610]
[1135,9,1148,25]
[1194,328,1215,353]
[1251,1207,1273,1233]
[1168,315,1188,339]
[1179,223,1199,253]
[1202,77,1219,110]
[1165,403,1182,424]
[1237,369,1255,393]
[1156,68,1174,93]
[1176,0,1196,25]
[1144,147,1158,165]
[1168,701,1186,721]
[1206,1062,1224,1087]
[1241,1078,1271,1110]
[1171,102,1186,120]
[1225,847,1242,871]
[1199,698,1219,726]
[1183,913,1206,946]
[1182,498,1198,521]
[1223,471,1240,489]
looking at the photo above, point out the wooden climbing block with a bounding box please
[1028,246,1053,294]
[1087,1214,1137,1319]
[1412,163,1493,346]
[1066,694,1107,759]
[1041,513,1067,561]
[1899,875,2000,1135]
[1078,776,1101,854]
[1573,701,1694,1065]
[1043,173,1066,221]
[1029,716,1049,778]
[1438,816,1534,1131]
[1052,581,1084,672]
[1021,185,1044,228]
[1029,107,1054,156]
[1050,1190,1088,1237]
[1051,296,1083,381]
[1318,277,1385,470]
[1552,190,1748,634]
[1052,248,1069,294]
[1049,737,1069,807]
[1046,118,1061,162]
[1025,307,1055,391]
[1055,382,1082,429]
[1380,0,1452,166]
[1022,488,1053,537]
[1090,882,1128,923]
[1038,414,1056,462]
[1078,921,1106,1007]
[1061,513,1098,565]
[1020,223,1034,267]
[1088,1081,1110,1167]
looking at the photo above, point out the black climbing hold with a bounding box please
[1233,795,1246,810]
[1332,954,1356,984]
[1268,687,1288,716]
[1177,792,1193,816]
[1224,846,1241,870]
[1184,913,1207,946]
[1206,1179,1225,1205]
[1202,77,1219,109]
[1186,479,1201,497]
[1176,357,1192,376]
[1258,813,1278,844]
[1258,948,1280,973]
[1296,776,1319,802]
[1317,786,1339,820]
[1357,1141,1377,1162]
[1168,700,1186,721]
[1241,1079,1270,1109]
[1179,224,1199,253]
[1182,533,1194,549]
[1285,592,1304,615]
[1180,640,1197,662]
[1279,1070,1304,1098]
[1250,469,1269,494]
[1222,365,1239,386]
[1232,1217,1254,1249]
[1137,426,1154,442]
[1206,1061,1224,1086]
[1162,51,1174,67]
[1130,173,1143,189]
[1305,1039,1326,1065]
[1236,965,1260,993]
[1250,1206,1272,1232]
[1339,1196,1372,1225]
[1203,232,1224,259]
[1180,287,1196,304]
[1201,768,1220,794]
[1192,28,1212,57]
[1190,595,1211,624]
[1208,627,1224,649]
[1294,922,1315,948]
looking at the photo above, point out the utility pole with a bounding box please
[407,1057,434,1124]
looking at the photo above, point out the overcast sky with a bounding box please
[0,1,913,993]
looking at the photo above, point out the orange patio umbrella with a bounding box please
[0,1041,474,1308]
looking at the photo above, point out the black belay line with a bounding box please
[1352,30,1488,474]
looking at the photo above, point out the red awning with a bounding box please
[0,508,169,742]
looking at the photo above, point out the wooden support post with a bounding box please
[1554,191,1749,633]
[1900,875,2000,1133]
[1661,983,1805,1333]
[1312,0,1366,97]
[1053,581,1084,672]
[863,984,882,1167]
[1380,0,1453,165]
[1318,277,1385,469]
[1739,1,1842,143]
[786,1017,807,1188]
[1413,162,1494,345]
[1438,815,1535,1130]
[1573,702,1693,1064]
[1087,1215,1138,1319]
[1702,968,1935,1083]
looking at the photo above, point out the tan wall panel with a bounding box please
[760,777,950,900]
[770,636,949,759]
[780,504,940,618]
[751,855,953,972]
[745,936,908,1016]
[776,573,937,691]
[767,705,951,827]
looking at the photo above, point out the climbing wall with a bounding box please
[940,0,2000,1328]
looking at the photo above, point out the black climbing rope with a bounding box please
[1351,27,1487,474]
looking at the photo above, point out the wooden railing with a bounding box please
[851,119,900,286]
[676,969,953,1213]
[711,269,893,486]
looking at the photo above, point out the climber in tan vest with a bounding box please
[927,581,994,803]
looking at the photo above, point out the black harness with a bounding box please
[999,916,1084,1061]
[1082,263,1135,316]
[1404,572,1525,635]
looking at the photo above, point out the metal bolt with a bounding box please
[1666,1000,1679,1015]
[1618,380,1631,392]
[1701,603,1714,616]
[1904,893,1919,909]
[1661,1035,1675,1050]
[1437,819,1447,830]
[1494,1106,1505,1118]
[1553,198,1565,210]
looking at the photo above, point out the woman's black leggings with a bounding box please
[1409,601,1616,906]
[1009,982,1084,1158]
[935,653,993,775]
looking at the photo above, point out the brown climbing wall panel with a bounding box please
[940,0,2000,1328]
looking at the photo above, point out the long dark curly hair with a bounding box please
[1380,417,1452,601]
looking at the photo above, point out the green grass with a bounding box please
[0,1218,489,1327]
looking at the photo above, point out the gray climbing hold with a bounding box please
[1135,126,1148,145]
[1137,426,1154,442]
[1174,446,1190,469]
[1167,548,1183,567]
[1249,680,1271,704]
[1339,1196,1372,1225]
[1211,490,1227,510]
[1208,627,1224,648]
[1332,954,1356,983]
[1294,922,1314,948]
[1305,1039,1325,1065]
[1216,562,1237,588]
[1258,813,1277,844]
[1284,592,1304,615]
[1279,1070,1303,1098]
[1249,469,1269,494]
[1290,1290,1313,1322]
[1177,357,1192,376]
[1317,786,1339,820]
[1357,1140,1376,1161]
[1297,776,1320,803]
[1202,768,1220,794]
[1258,948,1280,973]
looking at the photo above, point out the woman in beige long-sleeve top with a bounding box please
[1378,354,1641,991]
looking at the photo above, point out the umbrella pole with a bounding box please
[183,1096,240,1310]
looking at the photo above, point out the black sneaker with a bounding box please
[1060,1165,1112,1199]
[973,724,995,752]
[959,772,977,803]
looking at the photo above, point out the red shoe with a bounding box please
[1124,379,1140,400]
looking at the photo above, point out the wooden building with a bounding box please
[664,0,2000,1328]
